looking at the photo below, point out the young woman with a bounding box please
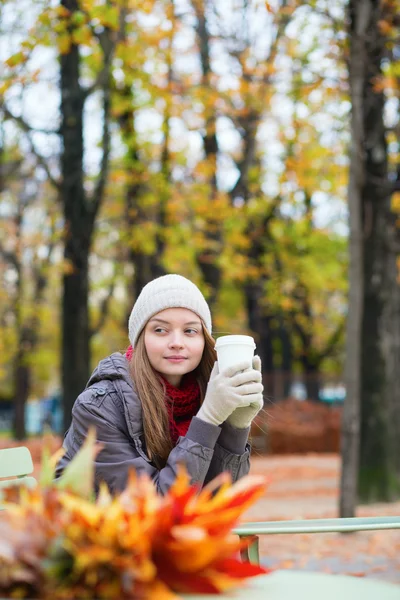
[55,274,264,494]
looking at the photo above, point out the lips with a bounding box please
[165,356,187,362]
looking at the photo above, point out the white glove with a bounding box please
[196,359,263,427]
[226,356,264,429]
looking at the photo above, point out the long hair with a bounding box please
[129,323,216,467]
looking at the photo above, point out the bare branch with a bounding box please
[307,6,343,30]
[1,105,58,136]
[88,83,111,219]
[1,106,61,190]
[0,246,18,270]
[89,271,117,339]
[0,158,23,182]
[320,319,346,360]
[82,63,112,99]
[83,10,125,98]
[27,138,61,191]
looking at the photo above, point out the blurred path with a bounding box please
[244,454,400,584]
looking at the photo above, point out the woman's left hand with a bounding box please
[226,355,264,429]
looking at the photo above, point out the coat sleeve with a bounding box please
[56,390,222,496]
[203,421,251,486]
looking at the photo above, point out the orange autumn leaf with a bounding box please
[0,437,270,600]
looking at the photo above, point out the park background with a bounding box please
[0,0,400,581]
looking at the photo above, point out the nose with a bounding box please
[168,331,184,349]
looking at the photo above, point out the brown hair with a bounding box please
[129,323,216,467]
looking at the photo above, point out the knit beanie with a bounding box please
[128,274,212,347]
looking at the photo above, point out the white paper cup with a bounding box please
[215,335,256,373]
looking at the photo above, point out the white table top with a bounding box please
[181,570,400,599]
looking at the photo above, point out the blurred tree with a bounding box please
[1,0,351,436]
[277,48,348,400]
[341,0,400,516]
[225,0,293,391]
[0,126,60,437]
[114,0,168,313]
[59,0,122,431]
[190,0,222,306]
[1,0,122,430]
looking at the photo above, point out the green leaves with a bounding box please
[55,428,102,500]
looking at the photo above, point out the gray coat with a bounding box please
[55,353,251,494]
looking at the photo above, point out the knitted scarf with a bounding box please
[125,345,200,444]
[162,373,200,444]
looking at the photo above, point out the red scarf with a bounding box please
[161,373,200,444]
[125,345,200,444]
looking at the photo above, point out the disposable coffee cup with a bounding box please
[215,335,256,373]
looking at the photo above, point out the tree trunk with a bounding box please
[12,200,25,439]
[339,0,367,518]
[383,225,400,482]
[243,206,280,397]
[14,317,44,438]
[279,318,293,397]
[60,0,92,431]
[13,346,29,440]
[292,290,322,402]
[302,363,321,403]
[60,1,114,431]
[192,0,222,307]
[13,320,44,438]
[340,0,400,513]
[356,0,399,502]
[117,77,166,321]
[244,281,274,397]
[122,129,164,314]
[360,189,393,501]
[62,246,91,432]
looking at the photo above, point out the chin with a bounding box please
[166,365,191,375]
[164,363,194,377]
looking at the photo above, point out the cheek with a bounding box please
[144,334,164,358]
[191,337,205,358]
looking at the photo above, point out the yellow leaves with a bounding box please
[62,258,76,275]
[91,5,120,30]
[5,51,28,68]
[265,1,274,13]
[129,221,159,254]
[378,17,398,38]
[111,95,135,118]
[2,446,268,599]
[72,25,93,47]
[281,296,294,311]
[57,33,72,55]
[128,0,156,13]
[56,5,71,19]
[373,74,398,93]
[391,192,400,214]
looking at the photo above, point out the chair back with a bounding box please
[0,446,37,497]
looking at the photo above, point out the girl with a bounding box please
[55,274,264,494]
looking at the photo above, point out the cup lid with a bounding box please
[215,335,256,348]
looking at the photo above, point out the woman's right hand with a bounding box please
[196,361,263,426]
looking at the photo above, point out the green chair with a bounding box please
[234,515,400,564]
[0,446,36,506]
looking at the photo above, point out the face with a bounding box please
[144,307,205,387]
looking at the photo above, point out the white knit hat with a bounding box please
[128,274,212,346]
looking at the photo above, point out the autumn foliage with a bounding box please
[0,431,268,599]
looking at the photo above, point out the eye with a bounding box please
[154,327,167,334]
[185,328,198,335]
